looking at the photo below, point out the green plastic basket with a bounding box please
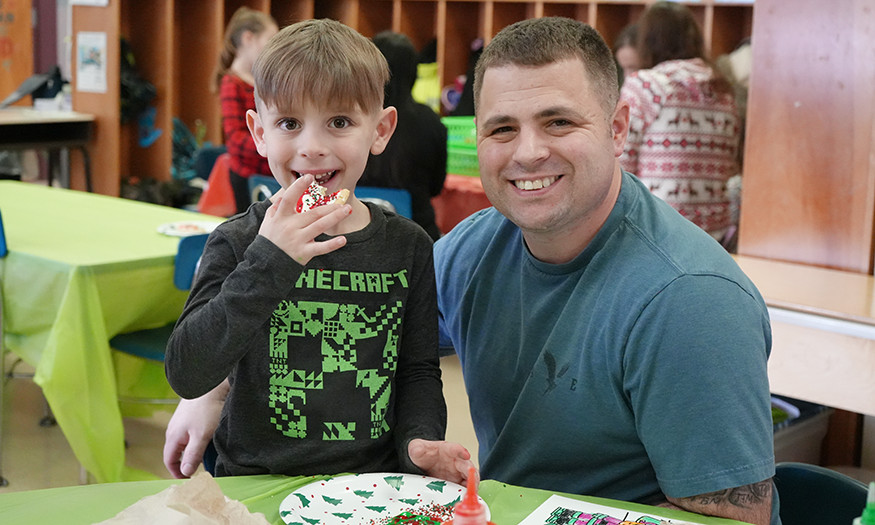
[447,147,479,177]
[442,116,477,150]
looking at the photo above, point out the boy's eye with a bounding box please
[279,119,300,131]
[330,117,352,129]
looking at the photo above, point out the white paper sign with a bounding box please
[70,0,110,6]
[518,495,704,525]
[76,31,108,93]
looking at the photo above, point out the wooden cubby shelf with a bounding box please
[71,0,753,196]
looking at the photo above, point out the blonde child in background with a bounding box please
[215,7,279,215]
[165,19,474,484]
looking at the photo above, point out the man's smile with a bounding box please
[513,176,560,191]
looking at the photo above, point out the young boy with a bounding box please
[165,19,472,483]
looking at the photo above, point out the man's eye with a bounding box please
[550,119,572,127]
[490,126,514,135]
[331,117,352,129]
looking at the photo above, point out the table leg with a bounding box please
[47,149,60,188]
[76,146,93,193]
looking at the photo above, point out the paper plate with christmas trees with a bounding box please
[279,472,490,525]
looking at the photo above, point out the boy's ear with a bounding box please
[369,107,398,155]
[246,109,268,158]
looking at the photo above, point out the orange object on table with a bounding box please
[432,174,492,235]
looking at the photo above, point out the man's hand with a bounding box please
[663,479,772,525]
[408,439,477,485]
[163,379,228,478]
[258,174,351,266]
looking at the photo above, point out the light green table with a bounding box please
[0,474,751,525]
[0,181,223,483]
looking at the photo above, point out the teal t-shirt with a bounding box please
[435,173,777,521]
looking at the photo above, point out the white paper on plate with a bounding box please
[517,494,703,525]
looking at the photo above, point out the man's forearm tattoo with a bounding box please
[690,480,771,508]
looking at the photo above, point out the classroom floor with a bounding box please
[0,354,478,494]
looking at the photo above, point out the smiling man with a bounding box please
[433,17,779,525]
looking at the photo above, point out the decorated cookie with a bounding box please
[296,181,350,213]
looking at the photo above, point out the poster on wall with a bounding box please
[76,31,107,93]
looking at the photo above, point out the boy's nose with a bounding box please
[297,129,329,158]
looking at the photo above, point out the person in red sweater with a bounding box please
[214,7,279,214]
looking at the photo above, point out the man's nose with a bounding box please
[511,127,550,167]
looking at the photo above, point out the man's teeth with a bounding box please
[514,177,557,191]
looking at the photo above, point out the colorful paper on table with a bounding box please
[279,473,490,525]
[157,221,220,237]
[518,494,703,525]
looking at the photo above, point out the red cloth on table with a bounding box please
[431,175,492,235]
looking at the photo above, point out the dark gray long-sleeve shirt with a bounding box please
[166,200,446,477]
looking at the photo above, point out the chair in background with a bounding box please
[109,233,209,403]
[356,186,412,219]
[248,175,281,204]
[774,461,868,525]
[194,145,227,182]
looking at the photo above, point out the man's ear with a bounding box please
[370,106,398,155]
[246,109,268,158]
[611,100,630,158]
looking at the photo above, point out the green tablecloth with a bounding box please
[0,181,224,483]
[0,475,751,525]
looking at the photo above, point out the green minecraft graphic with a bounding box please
[268,300,403,439]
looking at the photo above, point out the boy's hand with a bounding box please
[408,439,477,485]
[163,379,228,478]
[258,174,351,266]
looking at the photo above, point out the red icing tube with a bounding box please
[442,468,496,525]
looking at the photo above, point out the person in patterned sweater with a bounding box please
[619,1,740,242]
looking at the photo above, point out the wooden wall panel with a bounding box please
[738,0,875,273]
[0,0,33,107]
[122,0,173,182]
[72,1,121,196]
[175,1,224,147]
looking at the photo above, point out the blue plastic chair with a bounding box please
[109,233,209,393]
[248,175,281,204]
[357,186,412,219]
[247,179,413,220]
[774,462,868,525]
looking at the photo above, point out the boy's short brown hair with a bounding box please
[252,19,389,114]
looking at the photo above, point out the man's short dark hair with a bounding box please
[473,17,619,116]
